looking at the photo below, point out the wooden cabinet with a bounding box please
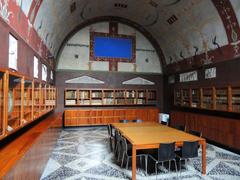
[64,108,159,126]
[64,88,158,106]
[0,69,57,140]
[173,85,240,113]
[171,110,240,151]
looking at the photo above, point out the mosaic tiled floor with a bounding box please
[41,127,240,180]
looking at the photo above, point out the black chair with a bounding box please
[119,119,129,123]
[132,119,143,123]
[107,124,114,151]
[173,125,186,131]
[176,141,199,171]
[114,130,121,159]
[189,130,202,137]
[160,121,168,126]
[149,142,177,179]
[120,136,148,174]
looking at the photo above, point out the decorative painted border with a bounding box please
[89,31,136,63]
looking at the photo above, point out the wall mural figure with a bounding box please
[0,0,13,23]
[142,1,159,27]
[201,34,214,65]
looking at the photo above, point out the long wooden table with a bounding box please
[112,122,206,180]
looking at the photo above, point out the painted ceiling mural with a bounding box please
[1,0,240,73]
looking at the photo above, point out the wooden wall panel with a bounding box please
[170,110,240,151]
[64,108,159,126]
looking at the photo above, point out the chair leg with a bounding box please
[168,160,171,171]
[145,155,148,176]
[174,159,178,172]
[121,153,125,168]
[126,156,129,169]
[117,148,122,162]
[155,162,158,180]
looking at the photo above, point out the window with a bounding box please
[34,56,39,78]
[42,64,47,81]
[50,70,53,80]
[8,34,18,70]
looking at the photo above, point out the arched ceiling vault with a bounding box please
[2,0,240,73]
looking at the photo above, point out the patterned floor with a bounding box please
[41,127,240,180]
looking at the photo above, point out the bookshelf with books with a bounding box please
[103,90,114,105]
[174,88,181,106]
[191,88,201,108]
[173,85,240,113]
[79,90,90,105]
[125,90,136,105]
[182,88,190,107]
[64,88,158,106]
[136,90,146,105]
[65,89,78,106]
[215,87,228,111]
[115,89,125,105]
[147,90,157,105]
[202,87,214,109]
[91,90,103,105]
[231,86,240,112]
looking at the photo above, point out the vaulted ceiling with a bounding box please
[2,0,240,70]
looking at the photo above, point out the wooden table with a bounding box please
[112,122,206,180]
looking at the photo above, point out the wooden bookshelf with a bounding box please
[7,72,23,133]
[174,88,181,106]
[23,78,33,124]
[215,87,228,111]
[33,81,41,118]
[0,71,6,139]
[147,90,157,105]
[182,88,190,107]
[231,86,240,112]
[64,89,157,106]
[191,88,201,108]
[0,69,57,141]
[173,85,240,113]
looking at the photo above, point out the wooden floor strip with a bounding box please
[0,113,62,178]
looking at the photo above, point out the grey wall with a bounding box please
[55,70,163,112]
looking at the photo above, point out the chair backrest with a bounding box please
[189,130,202,137]
[182,141,198,158]
[173,125,186,131]
[158,142,176,161]
[114,130,121,144]
[121,137,128,153]
[119,119,129,123]
[132,119,143,123]
[107,124,112,136]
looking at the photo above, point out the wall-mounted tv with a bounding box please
[90,32,136,62]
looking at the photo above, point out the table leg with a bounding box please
[132,145,136,180]
[202,140,206,175]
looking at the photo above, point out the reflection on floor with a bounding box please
[41,127,240,180]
